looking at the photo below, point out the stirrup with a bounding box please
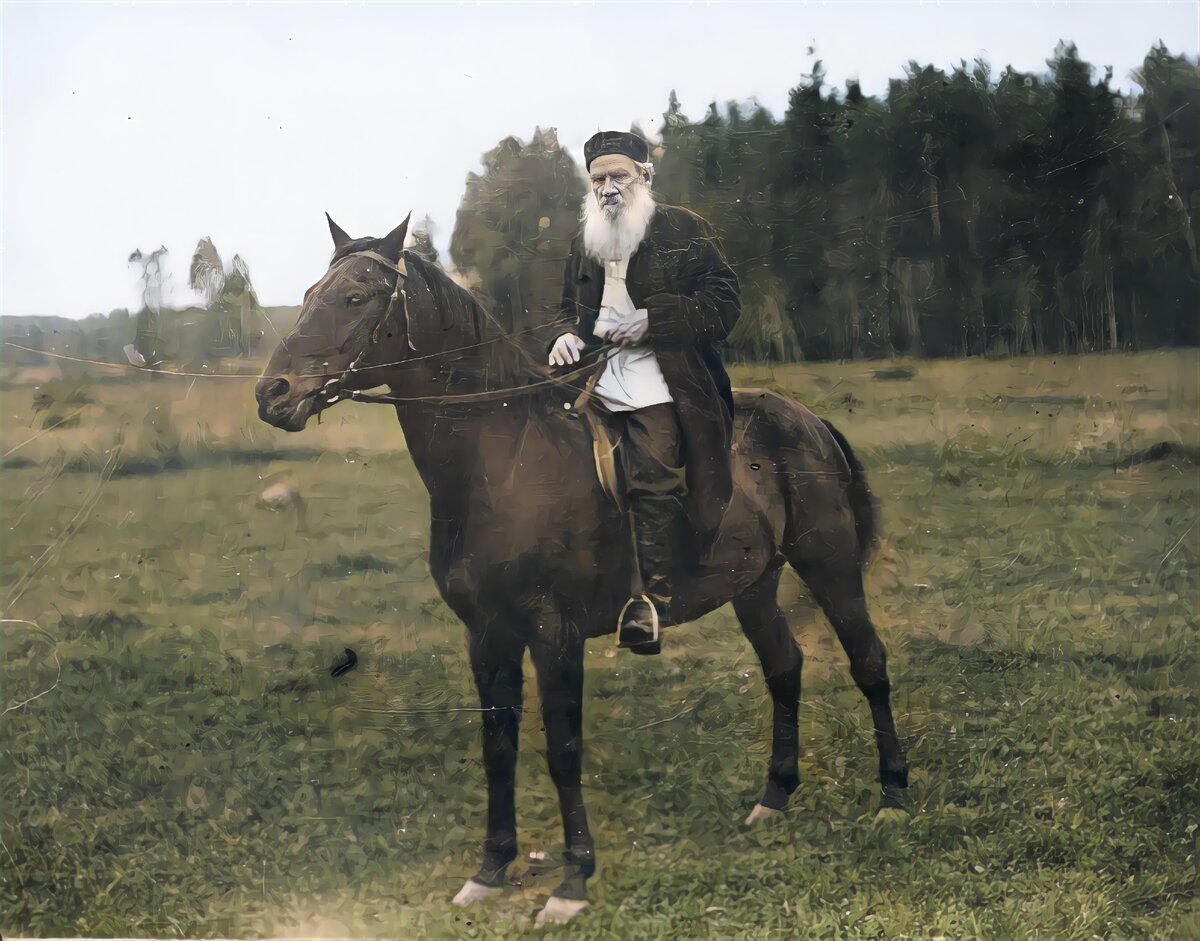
[617,593,660,645]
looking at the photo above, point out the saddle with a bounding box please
[566,354,628,512]
[580,409,626,511]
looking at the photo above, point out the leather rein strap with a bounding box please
[347,348,615,407]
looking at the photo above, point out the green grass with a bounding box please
[2,351,1197,938]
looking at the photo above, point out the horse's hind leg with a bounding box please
[791,555,909,808]
[733,563,804,823]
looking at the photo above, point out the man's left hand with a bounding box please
[611,310,649,347]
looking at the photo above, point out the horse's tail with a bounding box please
[820,418,880,560]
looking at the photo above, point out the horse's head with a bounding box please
[256,213,414,431]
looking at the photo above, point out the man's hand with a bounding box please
[610,310,650,347]
[549,333,586,366]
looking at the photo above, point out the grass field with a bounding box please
[2,350,1197,939]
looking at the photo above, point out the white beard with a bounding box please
[581,184,656,263]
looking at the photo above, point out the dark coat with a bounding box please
[551,203,741,540]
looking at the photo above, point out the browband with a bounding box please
[345,249,408,278]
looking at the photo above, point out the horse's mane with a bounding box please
[405,253,493,335]
[402,251,532,390]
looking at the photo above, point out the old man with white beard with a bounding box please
[549,130,741,654]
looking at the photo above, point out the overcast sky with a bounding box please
[4,0,1197,319]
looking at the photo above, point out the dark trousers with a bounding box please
[594,402,688,611]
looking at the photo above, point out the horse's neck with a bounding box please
[396,405,485,515]
[386,347,534,512]
[381,261,546,513]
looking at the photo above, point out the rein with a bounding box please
[346,349,615,408]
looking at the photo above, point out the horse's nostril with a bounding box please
[257,376,290,401]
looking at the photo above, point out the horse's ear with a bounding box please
[326,212,352,250]
[379,213,412,263]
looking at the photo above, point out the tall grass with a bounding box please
[1,351,1196,938]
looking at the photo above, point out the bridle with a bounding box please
[317,249,412,407]
[311,248,612,410]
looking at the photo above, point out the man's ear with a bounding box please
[379,213,412,263]
[326,212,353,250]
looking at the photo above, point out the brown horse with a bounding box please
[255,214,908,926]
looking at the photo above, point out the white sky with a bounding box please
[3,0,1198,318]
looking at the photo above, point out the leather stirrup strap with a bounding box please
[582,411,624,508]
[570,347,614,413]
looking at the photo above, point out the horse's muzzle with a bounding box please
[255,374,315,431]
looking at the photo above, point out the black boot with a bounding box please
[618,495,684,655]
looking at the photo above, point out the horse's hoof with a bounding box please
[744,803,783,826]
[534,896,589,926]
[452,879,501,907]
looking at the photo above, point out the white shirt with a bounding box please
[592,257,674,412]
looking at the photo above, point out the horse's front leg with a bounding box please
[453,622,526,906]
[529,628,594,926]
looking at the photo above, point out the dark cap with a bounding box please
[583,130,650,170]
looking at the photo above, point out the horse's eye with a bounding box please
[346,295,363,306]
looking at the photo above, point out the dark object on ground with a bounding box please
[873,364,917,381]
[330,647,357,677]
[1111,441,1198,469]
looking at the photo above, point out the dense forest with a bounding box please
[5,42,1195,367]
[451,42,1199,361]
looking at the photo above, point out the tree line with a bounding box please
[450,42,1198,361]
[7,42,1194,368]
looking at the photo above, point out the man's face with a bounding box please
[589,154,643,220]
